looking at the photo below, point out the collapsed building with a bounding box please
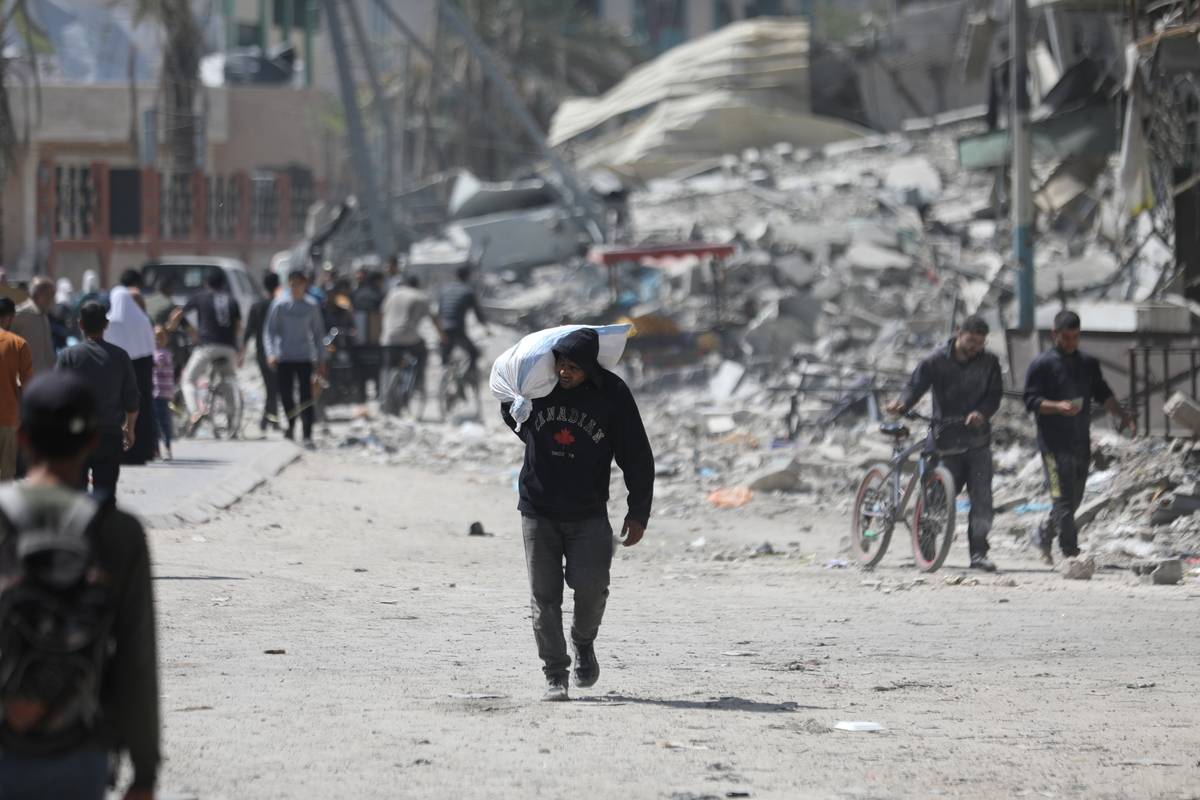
[323,7,1200,570]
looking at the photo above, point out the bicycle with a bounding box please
[849,413,959,573]
[184,356,244,440]
[380,346,426,418]
[437,354,477,421]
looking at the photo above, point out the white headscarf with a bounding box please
[81,270,100,295]
[55,278,74,306]
[105,285,156,359]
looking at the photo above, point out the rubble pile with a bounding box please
[320,123,1199,569]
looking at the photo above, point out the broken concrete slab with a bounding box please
[844,242,914,273]
[1164,392,1200,437]
[1134,559,1184,585]
[1077,477,1166,530]
[709,360,747,402]
[1152,559,1184,585]
[748,458,810,493]
[774,254,818,289]
[884,157,942,207]
[1150,492,1200,526]
[1061,556,1096,580]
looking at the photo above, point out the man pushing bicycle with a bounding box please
[886,315,1003,572]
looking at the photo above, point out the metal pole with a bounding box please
[344,0,395,222]
[304,0,315,87]
[396,42,409,193]
[224,0,235,50]
[367,0,528,182]
[435,0,606,241]
[322,0,398,258]
[258,0,268,50]
[1012,0,1035,332]
[282,0,294,46]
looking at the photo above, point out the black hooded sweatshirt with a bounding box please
[501,328,655,526]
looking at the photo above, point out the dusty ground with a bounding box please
[145,438,1200,800]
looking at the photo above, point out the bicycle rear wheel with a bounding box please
[439,365,470,421]
[911,466,956,573]
[208,382,242,440]
[850,463,894,569]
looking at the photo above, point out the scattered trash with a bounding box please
[824,559,850,569]
[658,740,712,751]
[1124,682,1156,689]
[263,649,286,655]
[721,651,759,657]
[834,721,885,733]
[708,487,754,509]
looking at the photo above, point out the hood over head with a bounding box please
[553,328,603,388]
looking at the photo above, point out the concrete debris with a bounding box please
[747,459,809,494]
[1061,556,1096,581]
[312,104,1199,578]
[1164,393,1200,437]
[1132,559,1184,585]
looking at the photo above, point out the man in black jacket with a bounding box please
[244,272,281,432]
[0,372,159,799]
[887,315,1003,571]
[1023,310,1134,565]
[502,328,654,702]
[56,303,140,499]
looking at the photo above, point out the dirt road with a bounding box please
[147,447,1200,799]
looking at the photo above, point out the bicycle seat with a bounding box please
[879,422,910,439]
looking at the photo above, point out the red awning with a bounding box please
[587,243,737,266]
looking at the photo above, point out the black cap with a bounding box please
[20,372,100,459]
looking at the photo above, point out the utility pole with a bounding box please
[303,0,315,87]
[436,0,607,241]
[282,0,294,46]
[344,0,396,221]
[322,0,398,258]
[1012,0,1035,331]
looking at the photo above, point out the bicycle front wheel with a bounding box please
[850,463,894,569]
[911,466,956,573]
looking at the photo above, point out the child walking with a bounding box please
[153,325,176,460]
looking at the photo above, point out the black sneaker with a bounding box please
[970,555,997,573]
[542,674,569,702]
[572,642,599,688]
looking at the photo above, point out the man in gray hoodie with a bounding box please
[264,271,327,448]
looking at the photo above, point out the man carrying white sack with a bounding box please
[499,328,654,702]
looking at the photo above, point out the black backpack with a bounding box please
[0,486,113,755]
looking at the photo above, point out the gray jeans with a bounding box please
[521,515,614,678]
[940,445,994,558]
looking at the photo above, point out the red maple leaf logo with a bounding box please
[553,428,576,446]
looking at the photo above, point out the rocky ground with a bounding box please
[125,413,1200,800]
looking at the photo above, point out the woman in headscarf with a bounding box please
[50,277,75,350]
[107,269,159,464]
[76,269,108,312]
